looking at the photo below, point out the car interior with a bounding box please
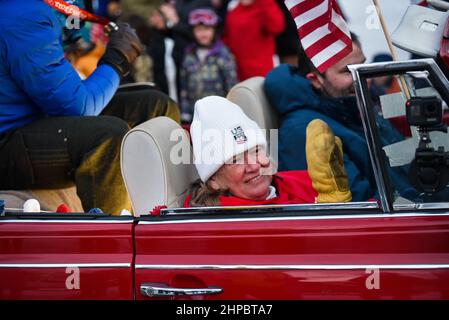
[120,77,380,217]
[12,74,445,217]
[0,77,388,218]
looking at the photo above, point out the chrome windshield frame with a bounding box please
[349,58,449,213]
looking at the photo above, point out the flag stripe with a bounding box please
[286,0,352,73]
[315,43,353,73]
[297,13,329,38]
[310,40,346,68]
[300,24,330,50]
[293,0,329,29]
[331,8,351,38]
[289,0,325,18]
[285,0,305,10]
[306,32,342,58]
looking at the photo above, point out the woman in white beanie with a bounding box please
[184,96,352,207]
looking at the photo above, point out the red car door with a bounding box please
[134,203,449,300]
[0,214,134,300]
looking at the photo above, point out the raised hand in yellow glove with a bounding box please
[306,119,352,203]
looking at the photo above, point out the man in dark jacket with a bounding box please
[264,36,415,201]
[0,0,179,214]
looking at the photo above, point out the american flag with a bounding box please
[285,0,353,73]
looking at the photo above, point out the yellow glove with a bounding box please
[306,119,352,203]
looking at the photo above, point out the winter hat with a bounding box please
[190,96,267,182]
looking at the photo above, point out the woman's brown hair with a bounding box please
[187,178,229,207]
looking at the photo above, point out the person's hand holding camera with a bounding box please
[98,23,144,78]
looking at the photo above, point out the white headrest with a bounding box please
[120,117,198,216]
[227,76,279,131]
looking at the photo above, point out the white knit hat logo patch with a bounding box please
[231,125,247,145]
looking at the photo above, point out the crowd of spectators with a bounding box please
[71,0,298,122]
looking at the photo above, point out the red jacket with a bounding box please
[222,0,285,81]
[184,170,317,207]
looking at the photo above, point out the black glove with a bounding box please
[98,23,144,78]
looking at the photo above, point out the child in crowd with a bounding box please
[180,8,238,123]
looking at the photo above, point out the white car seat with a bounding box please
[227,76,279,132]
[121,117,199,216]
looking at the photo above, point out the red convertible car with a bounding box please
[0,59,449,300]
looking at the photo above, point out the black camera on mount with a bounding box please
[406,97,443,127]
[406,96,449,195]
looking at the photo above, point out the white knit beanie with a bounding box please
[190,96,267,182]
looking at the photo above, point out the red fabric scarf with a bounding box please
[184,170,317,207]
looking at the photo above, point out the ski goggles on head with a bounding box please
[188,9,218,27]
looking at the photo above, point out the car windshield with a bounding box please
[367,70,449,207]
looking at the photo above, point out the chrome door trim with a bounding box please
[138,212,449,225]
[0,263,132,268]
[135,264,449,270]
[394,203,449,210]
[0,219,133,224]
[161,201,379,216]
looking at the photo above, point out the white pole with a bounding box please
[373,0,411,99]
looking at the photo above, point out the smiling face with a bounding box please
[209,146,274,201]
[307,43,366,98]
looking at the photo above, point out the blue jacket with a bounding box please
[264,64,414,201]
[0,0,119,135]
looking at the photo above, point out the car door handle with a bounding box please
[140,283,223,297]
